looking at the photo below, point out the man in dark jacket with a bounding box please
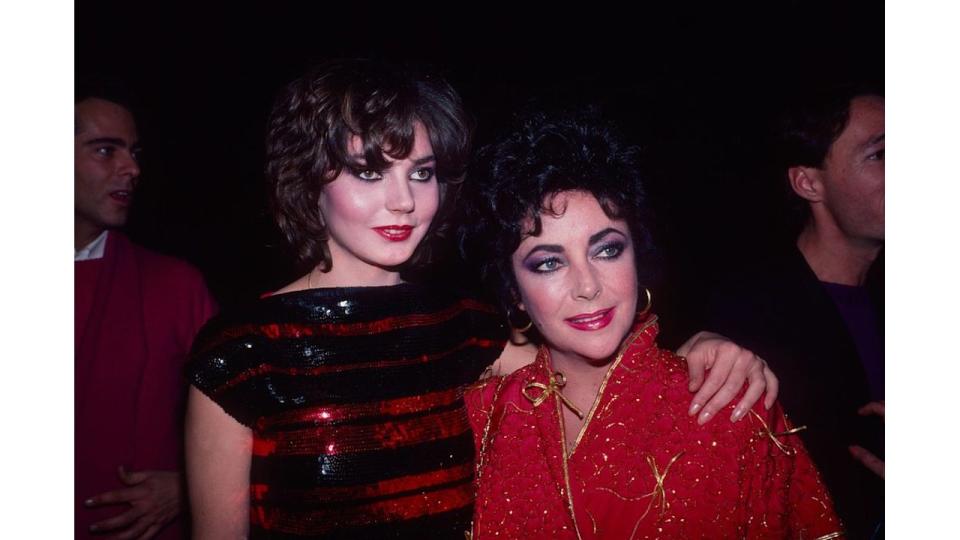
[705,86,884,539]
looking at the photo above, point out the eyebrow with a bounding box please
[523,244,564,259]
[346,154,436,169]
[521,227,626,260]
[83,137,130,148]
[858,133,885,152]
[411,155,436,166]
[588,227,625,245]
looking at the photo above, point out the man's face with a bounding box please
[75,98,141,237]
[819,95,885,243]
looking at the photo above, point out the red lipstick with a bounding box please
[564,307,615,331]
[373,225,413,242]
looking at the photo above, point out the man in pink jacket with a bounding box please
[75,89,216,539]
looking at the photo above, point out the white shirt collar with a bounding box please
[75,230,109,261]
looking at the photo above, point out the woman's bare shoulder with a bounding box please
[488,340,538,377]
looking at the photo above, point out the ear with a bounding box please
[787,166,824,203]
[510,287,525,311]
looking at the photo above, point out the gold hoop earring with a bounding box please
[508,305,533,333]
[512,320,533,333]
[637,287,653,318]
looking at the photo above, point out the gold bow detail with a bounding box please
[522,371,584,419]
[638,451,685,520]
[749,410,807,456]
[596,451,685,533]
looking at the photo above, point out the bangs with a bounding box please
[330,85,420,172]
[521,188,628,241]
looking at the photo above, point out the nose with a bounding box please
[118,150,141,181]
[385,176,415,214]
[572,263,601,301]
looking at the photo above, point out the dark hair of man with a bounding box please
[778,82,885,170]
[774,82,883,226]
[459,108,657,333]
[265,59,472,274]
[75,75,142,129]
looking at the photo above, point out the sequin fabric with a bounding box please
[188,284,507,539]
[465,316,844,539]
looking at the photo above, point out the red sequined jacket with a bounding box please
[465,316,844,539]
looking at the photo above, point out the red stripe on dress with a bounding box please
[256,387,464,430]
[250,463,473,504]
[213,336,504,395]
[197,298,498,353]
[251,482,474,535]
[252,407,470,457]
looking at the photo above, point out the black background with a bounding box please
[76,2,883,339]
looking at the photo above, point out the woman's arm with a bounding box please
[185,386,252,540]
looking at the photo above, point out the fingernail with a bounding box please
[731,408,744,422]
[84,499,94,507]
[688,403,702,416]
[698,410,711,425]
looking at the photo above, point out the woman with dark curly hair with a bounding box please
[461,111,844,539]
[183,61,778,539]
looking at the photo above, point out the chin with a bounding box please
[593,327,637,360]
[559,334,627,365]
[381,237,426,260]
[545,316,634,364]
[102,216,129,229]
[370,250,419,269]
[591,339,627,360]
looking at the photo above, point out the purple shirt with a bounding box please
[821,281,884,400]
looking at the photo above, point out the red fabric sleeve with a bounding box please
[463,377,504,455]
[777,408,846,538]
[743,404,845,539]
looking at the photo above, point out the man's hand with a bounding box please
[849,401,885,479]
[85,466,182,539]
[677,331,778,425]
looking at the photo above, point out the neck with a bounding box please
[277,261,403,294]
[545,345,616,450]
[796,217,882,286]
[307,264,403,289]
[75,220,105,252]
[314,241,405,288]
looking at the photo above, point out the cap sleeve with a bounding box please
[186,317,269,427]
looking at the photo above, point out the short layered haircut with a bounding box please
[266,59,472,273]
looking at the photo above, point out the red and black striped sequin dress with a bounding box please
[187,284,507,539]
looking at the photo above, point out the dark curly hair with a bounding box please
[266,59,472,273]
[459,109,657,331]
